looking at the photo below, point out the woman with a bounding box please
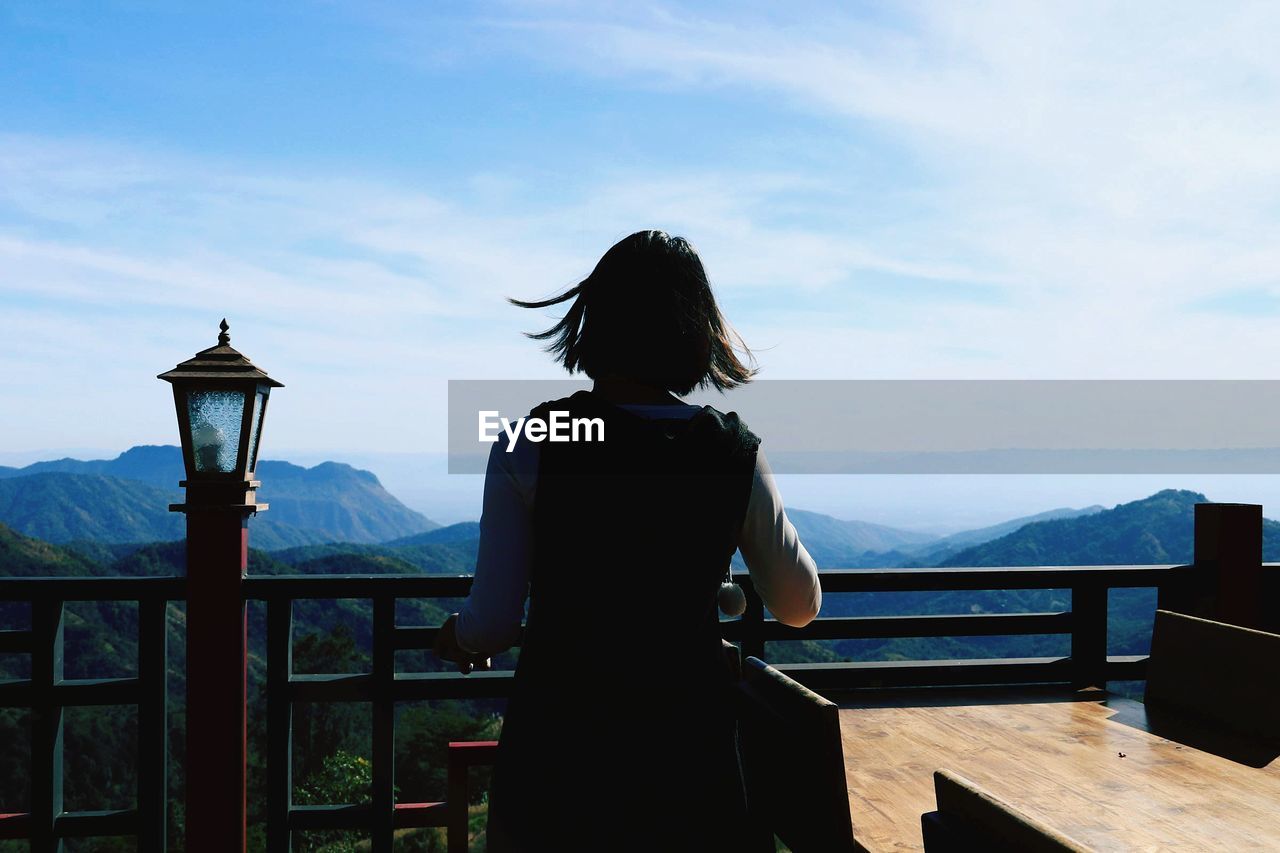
[435,230,820,851]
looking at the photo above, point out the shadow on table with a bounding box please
[1106,700,1280,769]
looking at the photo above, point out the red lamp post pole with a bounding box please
[183,505,251,853]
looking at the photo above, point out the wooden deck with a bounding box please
[836,685,1280,852]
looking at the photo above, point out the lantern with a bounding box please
[158,319,283,508]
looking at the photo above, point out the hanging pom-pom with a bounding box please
[718,581,746,617]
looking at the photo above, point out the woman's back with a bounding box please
[525,391,756,672]
[488,390,762,850]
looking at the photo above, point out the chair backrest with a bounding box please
[922,769,1092,853]
[735,656,856,853]
[722,638,742,682]
[1145,609,1280,743]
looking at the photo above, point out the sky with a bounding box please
[6,2,1280,525]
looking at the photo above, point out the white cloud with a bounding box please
[454,1,1280,351]
[2,134,992,451]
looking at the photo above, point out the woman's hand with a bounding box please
[433,613,492,675]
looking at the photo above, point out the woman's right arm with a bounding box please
[737,449,821,627]
[453,434,537,656]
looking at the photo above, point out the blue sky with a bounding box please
[4,1,1280,473]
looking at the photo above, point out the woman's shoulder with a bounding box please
[691,404,761,455]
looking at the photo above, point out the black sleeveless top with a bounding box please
[486,390,764,852]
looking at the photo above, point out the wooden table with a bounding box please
[836,685,1280,851]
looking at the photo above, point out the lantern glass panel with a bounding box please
[187,389,246,473]
[246,390,266,473]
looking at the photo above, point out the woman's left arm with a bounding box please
[738,448,821,627]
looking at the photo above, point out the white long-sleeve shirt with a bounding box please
[455,403,822,655]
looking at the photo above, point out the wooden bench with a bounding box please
[1145,608,1280,746]
[736,655,858,852]
[921,769,1092,852]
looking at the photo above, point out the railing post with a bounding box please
[138,598,169,852]
[267,598,293,853]
[1070,584,1107,690]
[1191,503,1267,631]
[371,595,395,852]
[182,507,250,853]
[447,746,469,853]
[30,598,64,853]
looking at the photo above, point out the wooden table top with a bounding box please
[836,685,1280,852]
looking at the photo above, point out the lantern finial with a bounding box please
[218,318,230,347]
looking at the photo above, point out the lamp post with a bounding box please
[159,320,282,853]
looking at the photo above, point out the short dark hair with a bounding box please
[511,230,756,396]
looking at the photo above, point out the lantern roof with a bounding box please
[157,319,284,387]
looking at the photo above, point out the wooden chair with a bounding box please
[735,655,857,852]
[921,769,1092,852]
[1145,608,1280,746]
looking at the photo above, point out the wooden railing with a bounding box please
[0,502,1269,851]
[732,563,1189,691]
[0,577,182,851]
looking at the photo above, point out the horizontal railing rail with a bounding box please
[733,563,1194,693]
[0,576,188,600]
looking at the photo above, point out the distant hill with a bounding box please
[0,446,439,547]
[0,473,186,545]
[386,522,481,547]
[0,472,326,549]
[804,490,1280,665]
[0,444,185,487]
[272,529,479,575]
[879,505,1106,567]
[939,489,1280,567]
[784,509,936,567]
[251,458,439,542]
[0,521,102,577]
[926,505,1105,550]
[762,506,1103,569]
[60,539,154,565]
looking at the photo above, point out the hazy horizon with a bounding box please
[9,443,1280,534]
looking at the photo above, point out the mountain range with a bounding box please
[941,488,1280,567]
[0,445,437,548]
[3,446,1279,575]
[0,445,1099,566]
[787,504,1106,568]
